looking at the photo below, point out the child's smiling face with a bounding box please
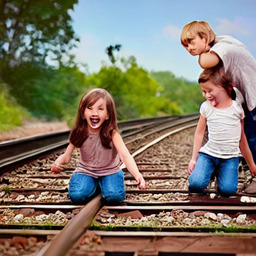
[200,81,228,108]
[84,97,109,133]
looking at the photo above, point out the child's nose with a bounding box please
[205,92,211,98]
[91,109,98,115]
[186,44,192,50]
[186,46,193,54]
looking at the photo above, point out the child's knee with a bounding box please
[189,182,205,193]
[218,184,237,197]
[103,191,125,205]
[68,191,91,204]
[189,175,206,192]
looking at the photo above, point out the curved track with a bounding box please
[0,115,180,171]
[1,114,256,256]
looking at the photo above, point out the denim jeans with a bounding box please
[189,153,239,196]
[68,170,125,205]
[244,107,256,163]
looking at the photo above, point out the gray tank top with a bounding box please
[74,132,121,178]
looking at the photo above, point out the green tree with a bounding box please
[150,71,203,113]
[0,0,79,76]
[123,63,181,117]
[105,44,122,65]
[0,0,82,123]
[87,57,182,120]
[0,83,26,130]
[5,64,88,121]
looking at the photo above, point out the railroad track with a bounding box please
[1,114,256,256]
[0,115,181,171]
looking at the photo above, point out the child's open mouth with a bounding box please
[207,97,217,107]
[90,118,100,126]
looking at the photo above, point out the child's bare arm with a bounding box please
[199,51,220,69]
[112,131,146,189]
[51,143,75,173]
[188,115,206,174]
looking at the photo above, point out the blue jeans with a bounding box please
[68,170,125,205]
[189,153,239,196]
[244,107,256,163]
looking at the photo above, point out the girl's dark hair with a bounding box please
[69,88,119,148]
[198,64,233,97]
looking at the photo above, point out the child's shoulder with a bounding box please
[213,35,245,48]
[233,87,244,106]
[200,100,210,108]
[111,129,121,139]
[200,101,212,117]
[231,100,245,119]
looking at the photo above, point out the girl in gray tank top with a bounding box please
[51,88,146,204]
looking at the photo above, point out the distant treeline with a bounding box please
[0,0,203,131]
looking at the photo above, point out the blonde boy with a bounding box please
[180,20,256,165]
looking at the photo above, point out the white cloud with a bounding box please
[214,18,250,36]
[162,24,180,40]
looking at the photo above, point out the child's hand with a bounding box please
[187,159,196,175]
[136,174,146,190]
[251,167,256,177]
[51,163,62,173]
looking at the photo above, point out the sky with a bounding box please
[70,0,256,82]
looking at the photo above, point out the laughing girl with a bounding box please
[188,66,256,196]
[51,88,146,205]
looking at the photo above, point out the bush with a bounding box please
[0,84,25,131]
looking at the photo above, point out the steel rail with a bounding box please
[131,123,197,158]
[0,115,183,171]
[0,130,70,170]
[49,120,256,255]
[34,120,199,256]
[37,194,102,256]
[120,116,179,137]
[124,114,198,144]
[117,115,181,130]
[3,115,252,255]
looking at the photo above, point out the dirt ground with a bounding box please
[0,120,70,142]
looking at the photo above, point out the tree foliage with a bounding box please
[0,0,79,76]
[0,83,25,130]
[87,58,182,120]
[150,71,203,113]
[4,64,88,120]
[0,0,83,125]
[0,1,203,132]
[105,44,122,65]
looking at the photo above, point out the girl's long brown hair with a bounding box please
[69,88,119,148]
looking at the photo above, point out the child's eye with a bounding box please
[187,38,194,44]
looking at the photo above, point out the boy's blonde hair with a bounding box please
[180,21,216,47]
